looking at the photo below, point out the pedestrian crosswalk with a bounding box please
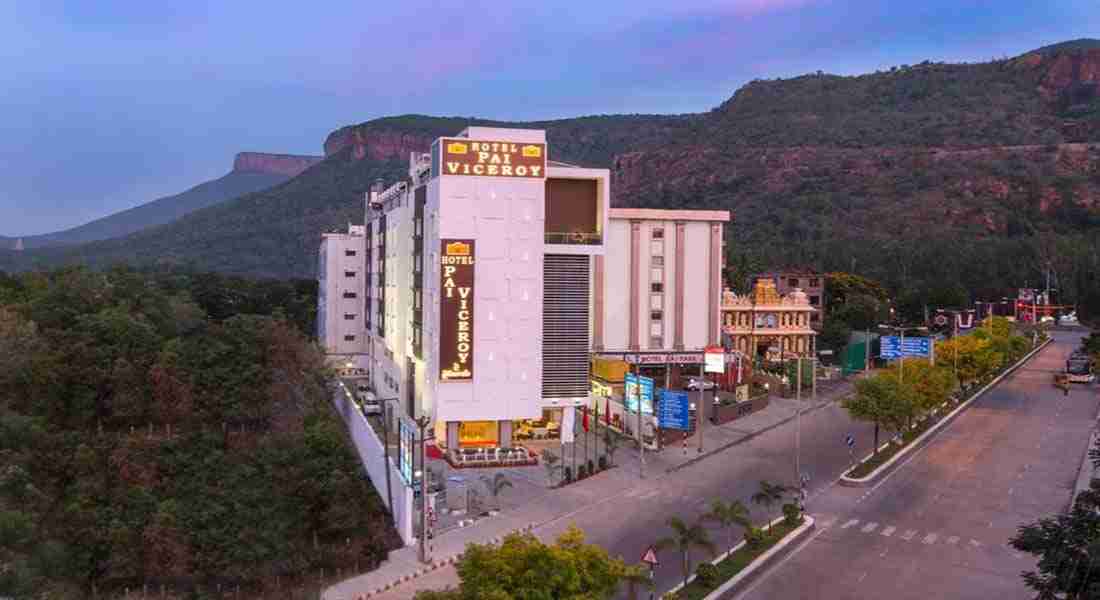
[813,515,1024,557]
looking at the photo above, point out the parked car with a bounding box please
[357,386,381,415]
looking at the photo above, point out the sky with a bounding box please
[1,0,1097,236]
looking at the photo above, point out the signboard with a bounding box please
[624,373,654,415]
[641,546,659,566]
[845,434,854,448]
[879,336,931,359]
[398,419,414,485]
[440,239,475,381]
[705,345,725,374]
[439,138,546,178]
[596,352,746,365]
[658,389,691,430]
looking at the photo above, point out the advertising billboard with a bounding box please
[705,345,725,374]
[439,239,475,381]
[624,373,654,415]
[438,139,546,178]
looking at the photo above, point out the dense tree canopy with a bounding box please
[0,267,395,599]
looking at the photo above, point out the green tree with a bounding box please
[843,373,918,455]
[900,361,957,417]
[1011,478,1100,599]
[621,563,654,600]
[751,481,789,531]
[655,517,717,589]
[447,526,626,600]
[702,499,751,554]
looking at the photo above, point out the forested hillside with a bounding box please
[3,41,1100,317]
[0,267,398,599]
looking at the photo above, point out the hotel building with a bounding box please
[317,225,369,376]
[322,126,729,452]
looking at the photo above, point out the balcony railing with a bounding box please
[545,231,602,245]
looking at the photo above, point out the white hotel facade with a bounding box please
[318,126,729,451]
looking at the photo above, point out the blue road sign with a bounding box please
[658,389,691,430]
[879,336,932,359]
[625,373,655,415]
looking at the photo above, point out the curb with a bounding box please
[839,338,1053,488]
[335,522,537,599]
[664,515,816,598]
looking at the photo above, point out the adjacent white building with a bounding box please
[317,224,368,375]
[319,126,729,453]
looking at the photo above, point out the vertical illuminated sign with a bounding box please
[440,239,475,381]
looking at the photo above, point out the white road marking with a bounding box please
[947,536,960,545]
[857,572,868,583]
[922,533,939,545]
[901,530,917,541]
[841,519,860,529]
[970,539,982,548]
[881,526,896,537]
[820,516,837,528]
[861,522,879,533]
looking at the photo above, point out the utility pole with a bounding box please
[864,327,871,374]
[796,356,802,489]
[697,362,706,454]
[416,415,432,564]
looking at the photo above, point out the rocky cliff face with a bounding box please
[232,152,322,178]
[323,126,434,161]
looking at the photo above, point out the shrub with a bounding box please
[587,459,595,474]
[578,465,588,479]
[743,526,766,549]
[563,467,572,483]
[598,455,608,470]
[695,562,720,587]
[782,503,801,526]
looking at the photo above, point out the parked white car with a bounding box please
[357,385,381,415]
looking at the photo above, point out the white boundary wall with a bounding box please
[332,390,415,545]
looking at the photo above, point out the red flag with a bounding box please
[582,406,590,432]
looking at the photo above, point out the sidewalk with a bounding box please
[322,375,857,600]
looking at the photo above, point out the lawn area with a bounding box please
[676,517,804,600]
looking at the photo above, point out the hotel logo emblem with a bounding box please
[521,144,542,158]
[447,141,469,155]
[445,241,471,256]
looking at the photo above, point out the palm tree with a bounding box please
[655,516,717,588]
[620,562,654,600]
[702,499,751,554]
[603,427,621,466]
[480,472,513,510]
[751,480,789,531]
[541,448,562,487]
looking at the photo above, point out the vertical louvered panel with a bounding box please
[543,255,591,399]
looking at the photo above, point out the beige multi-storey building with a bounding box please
[317,224,368,375]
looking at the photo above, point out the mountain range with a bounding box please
[1,152,320,250]
[2,39,1099,313]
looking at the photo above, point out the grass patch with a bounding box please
[676,517,804,600]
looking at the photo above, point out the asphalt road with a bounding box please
[733,331,1098,600]
[527,384,882,596]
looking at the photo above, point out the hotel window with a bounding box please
[345,249,357,257]
[650,336,663,348]
[651,295,663,309]
[345,270,356,278]
[344,313,356,320]
[810,278,820,287]
[652,228,664,239]
[343,291,357,299]
[788,277,799,288]
[809,295,820,306]
[651,282,663,293]
[652,255,664,267]
[651,310,663,321]
[343,334,356,342]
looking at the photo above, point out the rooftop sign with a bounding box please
[439,138,546,178]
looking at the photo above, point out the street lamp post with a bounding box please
[415,415,432,564]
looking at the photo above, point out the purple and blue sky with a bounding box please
[1,0,1096,236]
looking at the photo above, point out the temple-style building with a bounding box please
[721,278,817,361]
